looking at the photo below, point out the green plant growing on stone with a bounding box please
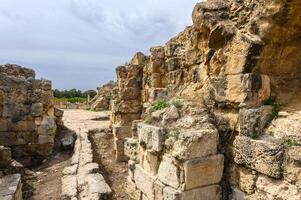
[285,139,299,147]
[150,99,170,112]
[263,98,280,119]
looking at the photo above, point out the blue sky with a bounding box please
[0,0,198,90]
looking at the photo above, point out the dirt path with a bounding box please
[25,109,113,200]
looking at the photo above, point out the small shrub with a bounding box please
[286,139,299,148]
[150,99,170,112]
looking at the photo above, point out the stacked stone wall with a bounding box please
[111,0,301,199]
[0,64,58,158]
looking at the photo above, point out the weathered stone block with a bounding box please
[172,128,219,160]
[182,185,221,200]
[124,138,139,161]
[112,100,142,114]
[134,164,155,199]
[61,175,78,200]
[255,175,301,200]
[233,136,284,178]
[0,174,22,200]
[184,154,224,190]
[113,125,132,140]
[154,180,165,200]
[149,88,168,102]
[111,113,141,126]
[157,155,180,189]
[37,116,56,136]
[8,120,36,132]
[163,187,181,200]
[285,146,301,183]
[31,103,43,117]
[239,106,273,138]
[211,74,270,106]
[229,164,257,194]
[142,150,161,176]
[126,176,142,200]
[137,123,165,152]
[0,120,8,132]
[0,146,11,167]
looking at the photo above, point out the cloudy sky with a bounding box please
[0,0,198,90]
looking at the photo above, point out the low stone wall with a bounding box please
[54,102,90,110]
[61,129,112,200]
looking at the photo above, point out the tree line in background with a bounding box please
[53,89,97,103]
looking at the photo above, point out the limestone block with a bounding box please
[38,135,54,144]
[8,120,36,132]
[163,187,181,200]
[124,138,139,161]
[131,120,142,138]
[126,177,142,200]
[239,106,273,138]
[157,155,180,189]
[154,180,165,200]
[233,136,284,178]
[119,87,141,100]
[62,164,78,176]
[211,74,270,106]
[142,150,161,176]
[0,132,26,146]
[113,125,132,140]
[0,120,8,132]
[31,103,43,117]
[285,146,301,183]
[167,70,183,86]
[229,164,257,194]
[128,160,136,180]
[134,164,155,199]
[37,116,56,136]
[266,111,301,140]
[112,113,141,126]
[137,123,165,152]
[182,185,221,200]
[131,52,147,66]
[149,88,167,102]
[54,107,64,117]
[0,174,22,200]
[162,105,180,125]
[184,154,224,190]
[61,175,77,200]
[0,146,11,167]
[114,138,127,161]
[78,173,112,200]
[112,100,142,114]
[172,128,219,160]
[77,163,99,176]
[255,175,301,200]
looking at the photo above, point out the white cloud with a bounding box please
[0,0,199,90]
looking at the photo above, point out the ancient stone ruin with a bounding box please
[1,0,301,200]
[109,0,301,199]
[90,81,117,111]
